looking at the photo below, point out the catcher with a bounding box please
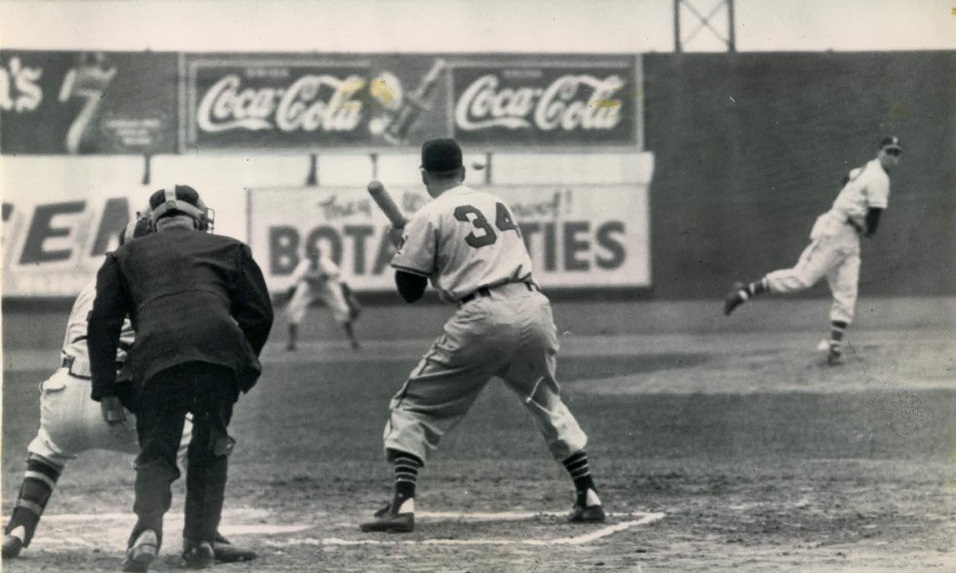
[284,243,361,351]
[2,217,256,564]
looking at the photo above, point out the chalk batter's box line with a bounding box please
[271,512,666,547]
[36,510,666,547]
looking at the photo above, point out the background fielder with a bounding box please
[284,243,361,351]
[360,138,606,533]
[723,135,903,364]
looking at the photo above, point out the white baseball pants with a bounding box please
[765,212,862,324]
[27,368,191,467]
[383,283,588,464]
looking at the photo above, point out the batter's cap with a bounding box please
[421,138,463,172]
[879,135,902,152]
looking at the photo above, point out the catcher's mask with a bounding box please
[147,185,215,233]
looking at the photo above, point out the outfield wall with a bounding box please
[644,51,956,298]
[2,51,953,299]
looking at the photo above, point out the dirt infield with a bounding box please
[2,299,955,572]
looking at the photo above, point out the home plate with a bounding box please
[268,510,666,548]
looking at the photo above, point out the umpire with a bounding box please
[88,185,273,572]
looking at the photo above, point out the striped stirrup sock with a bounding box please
[392,453,423,502]
[830,320,848,343]
[563,451,597,501]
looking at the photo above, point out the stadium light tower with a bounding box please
[673,0,736,52]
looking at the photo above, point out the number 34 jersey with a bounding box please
[392,185,534,303]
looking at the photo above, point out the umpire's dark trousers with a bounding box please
[131,362,238,548]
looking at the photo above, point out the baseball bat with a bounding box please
[367,180,407,228]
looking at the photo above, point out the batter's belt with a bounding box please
[459,281,539,305]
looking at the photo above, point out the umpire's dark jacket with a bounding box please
[88,227,274,401]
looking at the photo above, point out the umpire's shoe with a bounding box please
[182,540,215,569]
[568,489,606,523]
[723,282,748,316]
[360,498,415,533]
[212,532,257,562]
[122,529,159,573]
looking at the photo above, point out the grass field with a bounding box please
[2,298,956,572]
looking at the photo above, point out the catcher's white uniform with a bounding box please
[765,157,891,324]
[385,184,588,463]
[27,280,191,466]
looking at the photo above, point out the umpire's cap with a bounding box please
[147,184,214,231]
[421,138,463,172]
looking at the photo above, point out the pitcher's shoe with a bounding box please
[723,282,748,316]
[817,339,844,365]
[2,526,26,559]
[360,498,415,533]
[827,343,844,366]
[122,529,159,573]
[212,532,257,562]
[568,489,606,523]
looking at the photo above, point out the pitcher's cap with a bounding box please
[879,135,902,151]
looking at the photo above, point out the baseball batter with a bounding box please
[723,135,903,364]
[360,138,605,533]
[284,244,361,351]
[2,220,255,563]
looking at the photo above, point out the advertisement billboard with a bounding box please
[0,51,178,155]
[182,53,643,151]
[249,183,650,293]
[451,58,640,147]
[2,191,142,296]
[183,54,452,150]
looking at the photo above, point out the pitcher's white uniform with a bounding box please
[27,281,191,467]
[765,158,891,324]
[384,184,588,463]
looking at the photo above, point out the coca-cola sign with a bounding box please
[185,56,454,149]
[452,62,639,147]
[196,73,366,134]
[187,60,381,148]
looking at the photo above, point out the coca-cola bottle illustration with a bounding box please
[380,58,445,145]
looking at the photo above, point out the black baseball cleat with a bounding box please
[212,532,257,562]
[826,343,844,366]
[723,282,748,316]
[360,499,415,533]
[182,540,215,569]
[122,529,159,573]
[568,489,606,523]
[2,529,25,559]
